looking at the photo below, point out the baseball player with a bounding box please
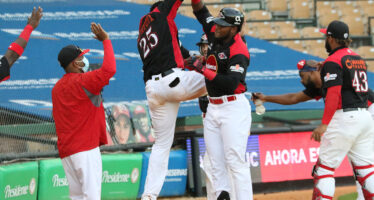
[255,59,374,200]
[195,34,237,200]
[137,1,207,199]
[189,1,252,199]
[52,23,116,200]
[310,20,374,200]
[0,7,42,82]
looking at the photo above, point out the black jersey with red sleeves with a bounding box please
[137,0,184,82]
[0,56,10,83]
[320,47,368,109]
[194,6,250,97]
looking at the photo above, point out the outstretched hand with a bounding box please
[27,7,43,29]
[252,92,266,102]
[91,23,109,41]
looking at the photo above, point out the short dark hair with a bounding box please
[150,1,163,12]
[336,38,352,48]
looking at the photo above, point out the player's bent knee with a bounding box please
[352,163,374,199]
[312,161,335,200]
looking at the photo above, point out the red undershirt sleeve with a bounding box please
[321,85,342,125]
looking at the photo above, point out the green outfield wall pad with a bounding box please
[37,153,143,200]
[0,161,38,200]
[101,153,143,200]
[38,159,70,200]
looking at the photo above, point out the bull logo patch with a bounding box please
[206,55,218,72]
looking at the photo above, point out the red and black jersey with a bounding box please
[320,47,368,109]
[137,0,183,82]
[0,56,10,82]
[368,88,374,106]
[193,6,249,97]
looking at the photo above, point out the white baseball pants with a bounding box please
[61,147,102,200]
[142,68,206,198]
[203,94,252,200]
[315,109,374,199]
[202,152,238,200]
[355,104,374,200]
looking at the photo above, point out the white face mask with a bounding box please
[77,56,90,72]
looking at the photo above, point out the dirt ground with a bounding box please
[158,185,357,200]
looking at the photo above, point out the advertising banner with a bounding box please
[101,153,142,200]
[258,131,353,182]
[0,161,38,200]
[38,159,69,200]
[186,135,262,184]
[138,150,188,197]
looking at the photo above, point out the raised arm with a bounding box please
[5,7,43,68]
[81,23,116,95]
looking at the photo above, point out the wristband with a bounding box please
[191,0,201,4]
[20,24,34,42]
[8,42,24,56]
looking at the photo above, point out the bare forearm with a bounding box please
[264,93,302,105]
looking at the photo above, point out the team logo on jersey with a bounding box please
[218,52,227,60]
[230,64,244,73]
[324,73,337,82]
[206,55,218,72]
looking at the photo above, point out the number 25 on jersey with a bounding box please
[139,27,159,59]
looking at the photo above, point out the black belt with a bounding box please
[343,108,367,112]
[147,69,174,81]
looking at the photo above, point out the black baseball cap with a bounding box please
[196,34,208,46]
[319,20,349,40]
[58,45,90,68]
[212,8,244,27]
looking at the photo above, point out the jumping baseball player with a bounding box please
[52,23,116,200]
[311,20,374,200]
[189,1,252,199]
[137,1,207,199]
[0,7,42,82]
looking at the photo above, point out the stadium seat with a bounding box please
[307,46,328,59]
[266,0,288,12]
[278,27,301,39]
[278,40,305,52]
[356,46,374,59]
[360,4,374,18]
[248,10,272,20]
[341,16,366,36]
[333,1,355,10]
[316,1,333,11]
[249,21,272,30]
[338,7,361,19]
[272,21,296,31]
[256,26,279,39]
[371,19,374,35]
[317,9,339,28]
[289,0,312,19]
[366,61,374,72]
[301,26,322,38]
[303,39,324,50]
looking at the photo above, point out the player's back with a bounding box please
[322,47,368,108]
[137,0,184,82]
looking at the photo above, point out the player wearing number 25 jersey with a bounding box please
[137,1,207,199]
[311,20,374,200]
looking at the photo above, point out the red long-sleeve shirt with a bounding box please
[52,39,116,158]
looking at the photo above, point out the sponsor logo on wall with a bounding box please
[4,178,35,198]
